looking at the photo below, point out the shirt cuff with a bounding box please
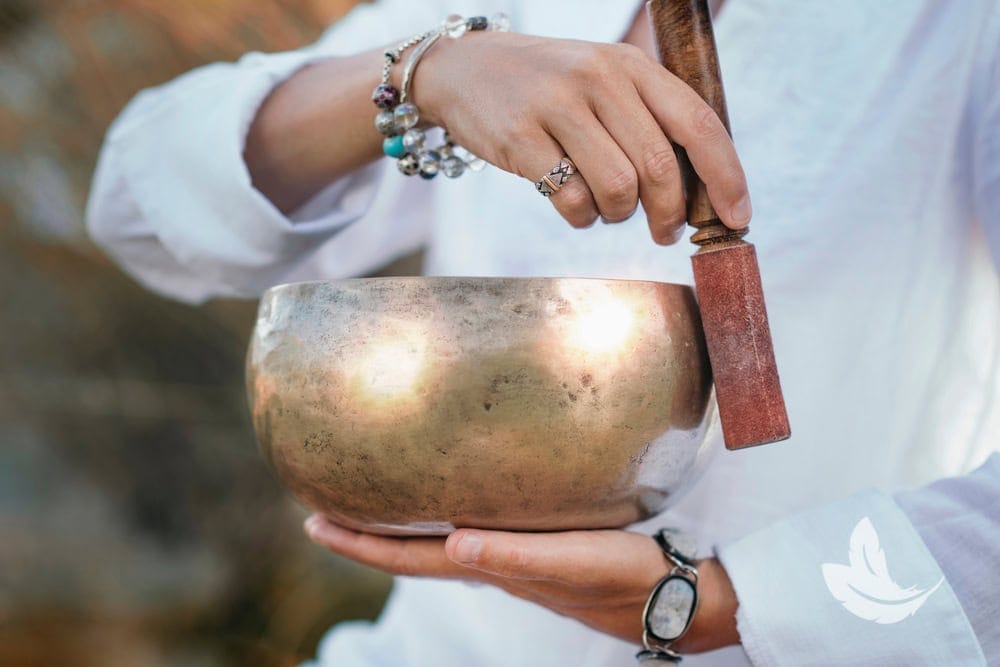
[111,51,383,297]
[716,489,986,665]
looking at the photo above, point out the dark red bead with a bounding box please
[372,84,400,110]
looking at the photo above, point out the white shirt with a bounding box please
[87,0,1000,664]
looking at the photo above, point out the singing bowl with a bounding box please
[247,277,716,535]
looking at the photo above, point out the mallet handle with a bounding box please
[648,0,745,247]
[649,0,791,449]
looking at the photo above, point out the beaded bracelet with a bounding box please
[371,13,511,180]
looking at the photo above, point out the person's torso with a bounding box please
[317,1,1000,665]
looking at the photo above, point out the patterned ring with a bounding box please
[535,157,577,197]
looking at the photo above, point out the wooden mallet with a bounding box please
[649,0,791,449]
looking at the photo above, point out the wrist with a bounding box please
[373,15,501,180]
[409,28,501,128]
[671,557,740,654]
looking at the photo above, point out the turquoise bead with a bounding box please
[383,135,406,158]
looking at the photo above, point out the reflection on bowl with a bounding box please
[247,277,716,535]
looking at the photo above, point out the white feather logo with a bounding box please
[821,517,943,624]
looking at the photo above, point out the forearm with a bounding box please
[244,47,387,214]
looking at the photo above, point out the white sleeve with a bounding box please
[972,5,1000,267]
[893,456,1000,660]
[85,0,447,303]
[716,456,999,666]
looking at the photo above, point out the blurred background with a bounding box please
[0,1,411,664]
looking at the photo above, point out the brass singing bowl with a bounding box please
[247,277,717,535]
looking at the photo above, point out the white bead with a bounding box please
[402,128,425,151]
[465,155,487,172]
[444,14,467,38]
[489,12,511,32]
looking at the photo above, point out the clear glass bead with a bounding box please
[393,103,419,130]
[489,12,511,32]
[442,155,466,178]
[437,144,454,159]
[465,155,487,172]
[419,150,441,175]
[444,14,468,39]
[402,128,425,151]
[374,110,395,136]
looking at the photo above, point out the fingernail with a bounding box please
[730,195,752,228]
[453,533,482,564]
[600,208,637,224]
[303,515,321,539]
[654,224,685,246]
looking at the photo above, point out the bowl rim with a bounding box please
[261,275,696,300]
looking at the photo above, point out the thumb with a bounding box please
[445,528,639,584]
[446,528,556,580]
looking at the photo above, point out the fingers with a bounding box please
[305,514,467,579]
[445,528,665,588]
[506,44,749,238]
[305,514,671,622]
[590,81,686,244]
[549,114,640,224]
[635,61,751,230]
[304,515,568,606]
[521,72,747,239]
[516,132,599,228]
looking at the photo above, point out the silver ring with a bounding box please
[535,157,577,197]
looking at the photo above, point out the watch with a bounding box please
[636,529,699,663]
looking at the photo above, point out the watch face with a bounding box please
[646,575,697,642]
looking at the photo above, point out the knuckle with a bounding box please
[615,41,646,64]
[387,548,417,577]
[572,45,614,83]
[502,545,532,575]
[640,144,679,185]
[601,168,638,208]
[690,104,726,142]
